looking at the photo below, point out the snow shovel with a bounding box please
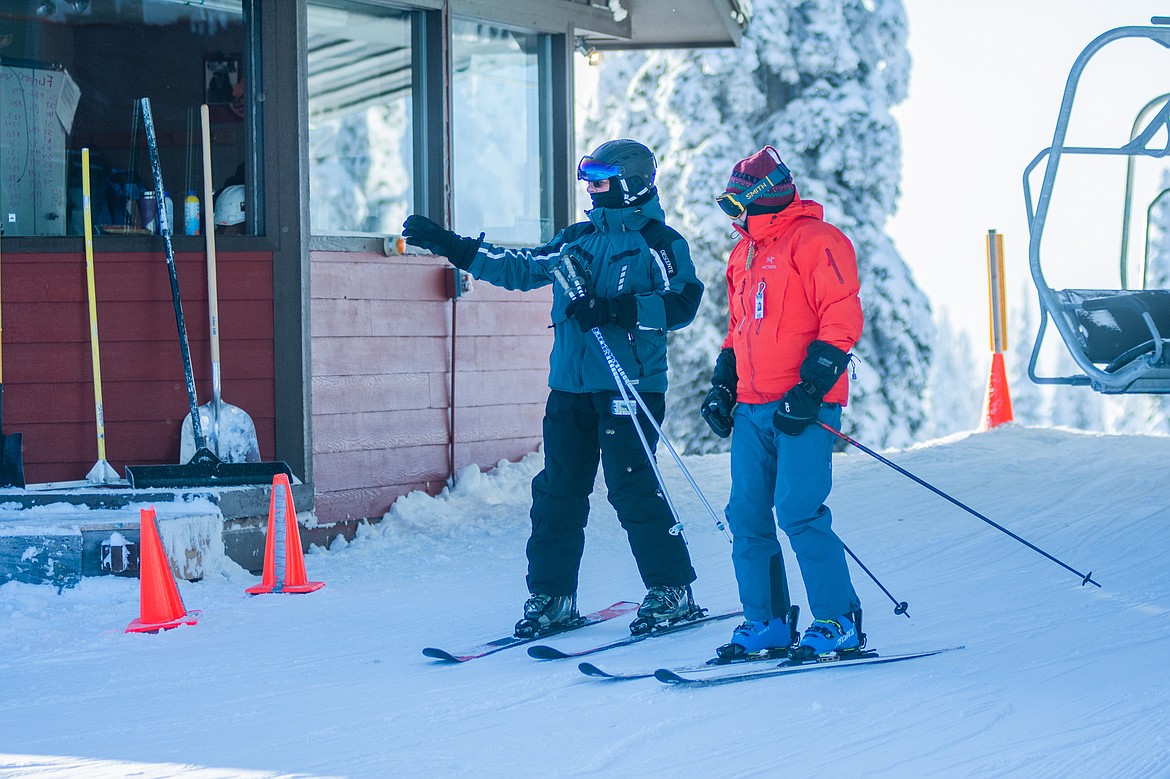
[0,225,24,488]
[178,104,261,464]
[81,148,124,486]
[124,97,290,490]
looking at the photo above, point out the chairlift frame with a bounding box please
[1024,19,1170,394]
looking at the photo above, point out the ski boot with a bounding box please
[629,584,703,635]
[789,609,865,663]
[716,605,799,662]
[514,593,579,639]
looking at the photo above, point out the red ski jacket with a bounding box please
[721,195,864,405]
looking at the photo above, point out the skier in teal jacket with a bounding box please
[403,139,705,638]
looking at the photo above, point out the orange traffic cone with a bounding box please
[980,352,1014,430]
[126,508,200,633]
[246,473,325,594]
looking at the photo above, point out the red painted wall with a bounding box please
[310,250,550,523]
[2,249,275,483]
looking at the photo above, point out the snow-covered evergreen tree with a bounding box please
[1149,171,1170,291]
[1047,348,1105,431]
[583,0,931,452]
[1111,169,1170,434]
[1008,283,1047,427]
[923,310,981,437]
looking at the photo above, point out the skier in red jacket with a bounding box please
[701,146,865,662]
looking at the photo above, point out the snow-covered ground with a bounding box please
[1,425,1168,778]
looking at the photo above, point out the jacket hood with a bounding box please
[586,192,666,233]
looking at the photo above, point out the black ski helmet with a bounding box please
[579,139,657,206]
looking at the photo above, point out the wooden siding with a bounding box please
[310,250,550,522]
[2,249,276,483]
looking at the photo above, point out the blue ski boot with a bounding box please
[790,611,862,662]
[514,593,578,638]
[716,605,799,661]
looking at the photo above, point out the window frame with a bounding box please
[305,3,570,252]
[0,0,272,255]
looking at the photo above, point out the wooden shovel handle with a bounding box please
[201,104,221,368]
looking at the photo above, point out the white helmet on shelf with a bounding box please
[214,184,246,226]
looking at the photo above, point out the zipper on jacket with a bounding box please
[825,247,845,284]
[744,269,760,396]
[627,331,645,378]
[736,279,749,334]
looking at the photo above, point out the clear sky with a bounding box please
[887,1,1170,354]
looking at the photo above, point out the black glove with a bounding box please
[401,215,481,270]
[566,293,638,332]
[773,382,821,436]
[772,341,851,436]
[700,348,737,438]
[799,340,851,397]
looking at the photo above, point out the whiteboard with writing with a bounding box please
[0,63,77,237]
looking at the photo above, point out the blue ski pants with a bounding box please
[726,400,859,622]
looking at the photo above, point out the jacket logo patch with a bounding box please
[652,247,676,278]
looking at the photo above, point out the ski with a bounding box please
[422,601,640,663]
[527,608,743,660]
[654,645,966,686]
[578,645,791,680]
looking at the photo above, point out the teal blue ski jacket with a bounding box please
[463,194,703,394]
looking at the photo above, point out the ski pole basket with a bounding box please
[1024,19,1170,394]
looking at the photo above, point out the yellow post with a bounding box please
[82,149,107,463]
[986,230,1008,353]
[981,230,1014,429]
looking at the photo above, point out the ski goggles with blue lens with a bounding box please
[715,155,792,218]
[577,155,623,182]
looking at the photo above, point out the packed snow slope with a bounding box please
[1,425,1168,779]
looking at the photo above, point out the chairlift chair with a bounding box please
[1024,18,1170,394]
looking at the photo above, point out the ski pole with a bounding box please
[818,421,1100,588]
[551,261,732,543]
[550,265,687,539]
[841,542,910,617]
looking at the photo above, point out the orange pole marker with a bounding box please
[246,473,325,594]
[126,508,200,633]
[981,352,1015,430]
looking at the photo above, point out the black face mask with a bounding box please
[589,179,626,209]
[590,181,656,210]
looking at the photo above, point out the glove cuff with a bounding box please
[610,295,638,329]
[711,348,738,401]
[799,340,850,398]
[450,236,482,271]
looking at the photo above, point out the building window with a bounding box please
[307,3,412,236]
[451,20,552,245]
[0,0,254,237]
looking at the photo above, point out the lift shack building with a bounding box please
[0,0,747,570]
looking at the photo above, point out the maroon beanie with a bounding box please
[723,146,796,213]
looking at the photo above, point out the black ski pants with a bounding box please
[526,389,697,596]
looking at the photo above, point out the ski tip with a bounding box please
[578,662,611,678]
[422,647,464,663]
[528,645,571,660]
[653,668,689,685]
